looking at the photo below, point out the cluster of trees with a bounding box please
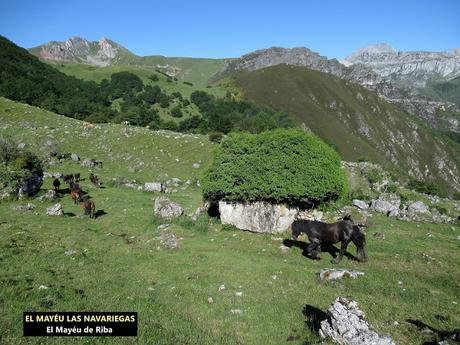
[0,35,292,135]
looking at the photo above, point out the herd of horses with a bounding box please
[52,172,101,219]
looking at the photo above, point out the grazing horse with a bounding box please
[89,173,100,187]
[63,174,74,185]
[291,215,367,263]
[52,178,60,191]
[83,199,96,218]
[70,183,81,204]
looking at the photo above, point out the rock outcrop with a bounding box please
[218,201,298,234]
[144,182,164,192]
[153,197,183,219]
[319,297,396,345]
[46,203,63,216]
[370,194,401,216]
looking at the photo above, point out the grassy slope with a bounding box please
[420,76,460,108]
[51,63,229,123]
[234,64,460,192]
[1,98,459,344]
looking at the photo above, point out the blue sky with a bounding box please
[1,0,459,59]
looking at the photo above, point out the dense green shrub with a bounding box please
[170,105,183,118]
[202,129,348,207]
[408,178,443,196]
[0,138,43,194]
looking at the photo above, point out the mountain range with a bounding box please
[30,37,460,132]
[1,35,458,192]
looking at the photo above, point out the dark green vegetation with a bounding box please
[202,129,347,206]
[188,91,293,134]
[0,36,292,135]
[407,179,444,197]
[233,64,460,193]
[0,138,43,194]
[1,99,460,345]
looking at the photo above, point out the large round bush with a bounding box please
[202,129,348,207]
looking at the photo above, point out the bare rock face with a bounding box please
[353,200,369,210]
[46,203,63,216]
[371,194,400,216]
[153,197,183,219]
[218,201,298,234]
[319,297,396,345]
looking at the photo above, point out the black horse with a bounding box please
[52,178,60,191]
[291,215,367,263]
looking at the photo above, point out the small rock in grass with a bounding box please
[207,297,214,304]
[230,309,243,315]
[38,285,49,290]
[279,244,290,253]
[319,269,364,282]
[235,292,243,297]
[218,284,225,292]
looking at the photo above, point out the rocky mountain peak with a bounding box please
[346,43,397,63]
[32,36,133,67]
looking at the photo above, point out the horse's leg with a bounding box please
[307,240,321,260]
[332,240,350,264]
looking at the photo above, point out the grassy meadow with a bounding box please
[1,98,459,344]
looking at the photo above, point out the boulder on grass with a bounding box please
[153,197,183,219]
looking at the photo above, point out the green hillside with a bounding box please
[1,98,460,345]
[234,64,460,193]
[52,63,227,98]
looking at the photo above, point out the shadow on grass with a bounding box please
[302,304,327,334]
[283,239,356,261]
[63,212,76,217]
[406,319,460,344]
[94,210,107,218]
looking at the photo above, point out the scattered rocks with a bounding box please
[37,189,56,201]
[64,249,77,256]
[319,297,396,345]
[153,197,183,219]
[81,158,94,168]
[319,269,365,282]
[370,193,400,216]
[70,153,80,161]
[156,232,183,249]
[144,182,164,192]
[218,201,298,234]
[353,199,369,210]
[13,203,36,211]
[407,201,430,214]
[46,203,63,216]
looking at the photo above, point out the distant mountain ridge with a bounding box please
[343,43,460,89]
[215,46,460,132]
[29,37,227,87]
[29,36,135,67]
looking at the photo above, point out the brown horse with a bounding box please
[70,190,80,204]
[83,199,96,218]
